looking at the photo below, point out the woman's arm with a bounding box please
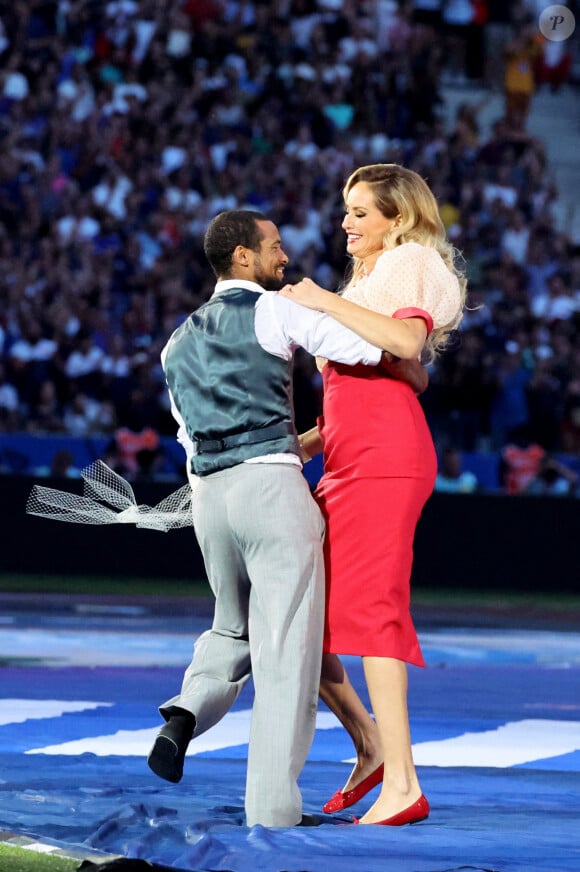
[280,279,427,360]
[298,425,323,462]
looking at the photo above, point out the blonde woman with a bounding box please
[281,163,466,826]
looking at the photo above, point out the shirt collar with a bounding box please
[214,279,266,295]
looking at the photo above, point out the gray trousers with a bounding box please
[160,463,325,827]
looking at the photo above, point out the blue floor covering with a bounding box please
[1,602,579,872]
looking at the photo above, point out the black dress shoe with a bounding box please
[147,712,195,783]
[297,813,323,827]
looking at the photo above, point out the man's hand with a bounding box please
[380,352,429,395]
[298,426,323,462]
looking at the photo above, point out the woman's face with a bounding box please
[341,181,400,268]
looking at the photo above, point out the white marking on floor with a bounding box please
[26,709,253,756]
[409,718,580,767]
[25,711,340,756]
[24,711,580,768]
[0,699,111,725]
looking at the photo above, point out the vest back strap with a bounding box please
[192,421,294,455]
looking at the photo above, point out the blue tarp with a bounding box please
[1,607,579,871]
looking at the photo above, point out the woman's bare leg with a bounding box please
[358,656,423,824]
[320,652,382,791]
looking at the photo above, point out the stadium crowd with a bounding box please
[0,0,579,493]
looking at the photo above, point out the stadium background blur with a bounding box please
[0,0,579,499]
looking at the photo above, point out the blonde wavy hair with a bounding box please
[342,163,467,361]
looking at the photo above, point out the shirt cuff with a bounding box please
[392,307,434,337]
[364,343,383,365]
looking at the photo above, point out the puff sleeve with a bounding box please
[362,242,461,335]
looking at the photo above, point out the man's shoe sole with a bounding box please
[147,735,184,783]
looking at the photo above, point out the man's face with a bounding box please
[250,220,289,290]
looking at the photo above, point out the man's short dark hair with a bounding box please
[204,210,268,278]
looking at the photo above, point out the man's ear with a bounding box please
[232,245,250,268]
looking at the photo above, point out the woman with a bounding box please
[281,163,466,826]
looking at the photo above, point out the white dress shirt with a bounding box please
[163,279,383,476]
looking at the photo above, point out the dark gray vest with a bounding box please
[164,287,300,476]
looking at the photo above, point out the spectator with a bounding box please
[115,425,160,477]
[526,355,564,450]
[531,271,578,323]
[0,362,20,431]
[2,53,30,101]
[524,232,561,304]
[561,386,580,453]
[8,320,58,408]
[489,342,533,450]
[434,447,479,493]
[64,331,105,399]
[279,202,325,260]
[502,19,543,131]
[500,428,546,494]
[411,0,443,32]
[525,455,578,497]
[500,208,530,265]
[56,195,101,245]
[535,36,574,94]
[33,449,81,479]
[441,0,476,83]
[62,393,102,437]
[482,163,518,210]
[484,0,515,91]
[92,165,133,220]
[28,379,64,434]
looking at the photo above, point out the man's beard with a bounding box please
[253,258,284,291]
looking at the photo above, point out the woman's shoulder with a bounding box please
[379,241,434,258]
[376,241,437,267]
[376,242,459,295]
[406,242,454,273]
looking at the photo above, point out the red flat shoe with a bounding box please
[322,763,384,813]
[352,794,430,826]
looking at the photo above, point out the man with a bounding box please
[147,209,424,828]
